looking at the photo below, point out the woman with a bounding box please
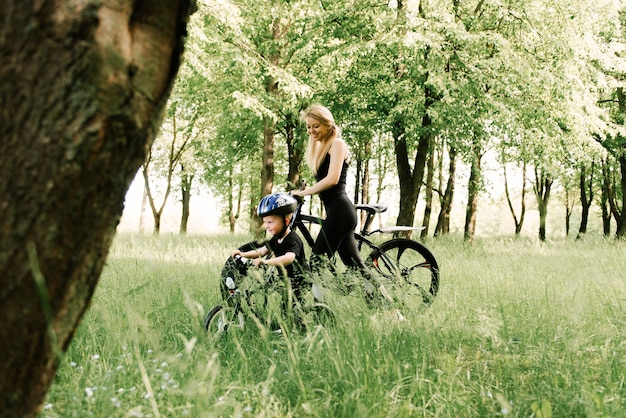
[290,104,366,273]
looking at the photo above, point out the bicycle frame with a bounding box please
[291,198,415,253]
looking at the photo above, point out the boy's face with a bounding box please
[262,214,286,236]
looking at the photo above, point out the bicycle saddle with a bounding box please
[354,204,388,214]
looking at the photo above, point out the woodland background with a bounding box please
[138,0,626,242]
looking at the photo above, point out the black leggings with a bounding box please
[312,194,364,270]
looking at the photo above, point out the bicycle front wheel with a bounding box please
[204,304,243,335]
[367,239,439,305]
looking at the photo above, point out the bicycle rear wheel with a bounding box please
[367,239,439,305]
[204,304,243,335]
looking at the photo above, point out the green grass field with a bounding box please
[40,233,626,417]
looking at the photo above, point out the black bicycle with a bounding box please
[204,253,335,336]
[294,198,440,306]
[204,196,440,336]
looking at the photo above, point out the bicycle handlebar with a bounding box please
[234,254,254,266]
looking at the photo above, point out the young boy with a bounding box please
[231,193,307,301]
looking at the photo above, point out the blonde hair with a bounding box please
[302,104,340,175]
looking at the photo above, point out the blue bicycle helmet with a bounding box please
[257,193,298,217]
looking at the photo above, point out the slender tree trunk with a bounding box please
[285,113,304,187]
[179,169,193,234]
[533,167,553,242]
[616,155,626,238]
[359,139,371,226]
[256,116,275,235]
[565,188,573,237]
[614,89,626,238]
[228,173,236,234]
[576,163,594,240]
[355,158,363,204]
[464,146,483,243]
[140,180,148,234]
[604,157,623,237]
[227,172,242,234]
[601,159,612,236]
[0,2,194,416]
[261,116,275,198]
[434,147,457,236]
[421,145,435,239]
[142,162,166,236]
[503,162,526,236]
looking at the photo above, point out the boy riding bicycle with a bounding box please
[226,193,308,306]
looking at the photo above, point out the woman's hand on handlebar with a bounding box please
[289,189,304,202]
[252,258,266,268]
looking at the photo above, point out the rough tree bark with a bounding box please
[0,1,195,416]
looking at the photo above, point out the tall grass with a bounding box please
[41,233,626,417]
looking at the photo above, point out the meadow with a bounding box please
[40,233,626,417]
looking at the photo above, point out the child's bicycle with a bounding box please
[293,197,440,306]
[204,253,335,335]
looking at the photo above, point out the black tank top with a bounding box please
[315,153,349,204]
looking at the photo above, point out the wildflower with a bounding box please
[91,354,100,360]
[85,387,94,398]
[70,362,77,367]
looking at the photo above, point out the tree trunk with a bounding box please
[601,159,612,236]
[285,113,304,187]
[421,145,435,239]
[359,139,371,225]
[464,147,482,243]
[0,1,194,416]
[227,170,241,234]
[616,155,626,238]
[576,163,593,240]
[180,169,193,234]
[261,116,275,195]
[434,146,457,236]
[255,115,275,235]
[142,163,165,235]
[565,188,572,237]
[533,167,553,242]
[503,161,526,236]
[394,85,435,232]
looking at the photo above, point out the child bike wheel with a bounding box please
[204,304,242,335]
[367,238,439,305]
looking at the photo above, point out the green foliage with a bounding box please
[153,0,626,233]
[42,234,626,417]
